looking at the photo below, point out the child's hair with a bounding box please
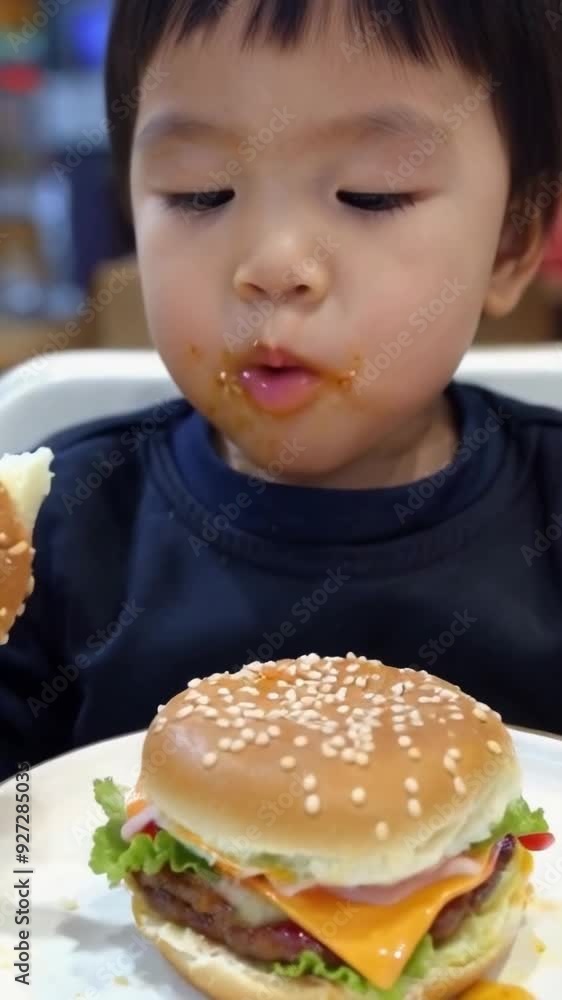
[106,0,562,229]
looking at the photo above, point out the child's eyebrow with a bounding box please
[135,104,446,150]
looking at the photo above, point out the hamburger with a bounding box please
[0,447,54,644]
[90,655,554,999]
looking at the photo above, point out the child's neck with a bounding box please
[219,395,459,490]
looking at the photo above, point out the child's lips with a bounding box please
[238,365,322,414]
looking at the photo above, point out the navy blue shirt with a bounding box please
[1,382,561,782]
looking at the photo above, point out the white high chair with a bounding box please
[0,345,560,454]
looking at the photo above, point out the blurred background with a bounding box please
[0,0,561,374]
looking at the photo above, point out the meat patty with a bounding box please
[133,835,516,967]
[134,868,340,965]
[430,835,516,944]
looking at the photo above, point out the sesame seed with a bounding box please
[8,540,29,557]
[255,733,270,746]
[473,708,489,722]
[487,740,503,755]
[351,787,367,806]
[188,678,202,689]
[331,735,346,749]
[450,713,464,721]
[375,821,390,841]
[218,738,232,751]
[216,719,230,729]
[204,708,218,719]
[337,705,350,714]
[342,748,356,763]
[203,752,217,768]
[153,719,166,733]
[476,702,491,713]
[398,736,412,748]
[393,724,407,733]
[241,728,255,741]
[448,748,462,760]
[443,755,457,774]
[454,777,467,797]
[322,743,338,758]
[373,694,386,705]
[404,777,419,794]
[356,752,369,766]
[267,692,280,701]
[355,676,368,688]
[408,799,422,818]
[268,725,281,737]
[346,663,360,673]
[320,683,332,693]
[303,774,317,792]
[175,706,193,719]
[305,795,321,816]
[280,756,297,771]
[0,608,6,617]
[231,739,246,752]
[226,706,241,716]
[197,695,210,706]
[408,747,422,760]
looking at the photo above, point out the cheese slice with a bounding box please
[125,797,499,991]
[249,848,497,990]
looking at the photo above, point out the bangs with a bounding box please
[106,0,562,224]
[155,0,499,75]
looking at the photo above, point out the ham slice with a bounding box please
[269,849,497,906]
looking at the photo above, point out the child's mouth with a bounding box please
[235,348,322,414]
[238,364,321,414]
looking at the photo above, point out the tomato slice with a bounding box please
[518,832,555,851]
[142,821,160,839]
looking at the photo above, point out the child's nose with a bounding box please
[233,237,331,308]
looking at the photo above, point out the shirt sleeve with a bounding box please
[0,494,77,783]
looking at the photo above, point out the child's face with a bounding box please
[131,12,513,480]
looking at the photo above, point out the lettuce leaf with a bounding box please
[473,796,550,851]
[273,934,434,998]
[88,778,215,887]
[490,797,549,839]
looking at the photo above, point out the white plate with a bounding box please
[0,729,561,999]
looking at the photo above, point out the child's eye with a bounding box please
[163,190,235,213]
[337,191,415,213]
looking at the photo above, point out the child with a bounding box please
[1,0,561,781]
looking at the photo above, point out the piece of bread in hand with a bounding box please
[0,448,54,645]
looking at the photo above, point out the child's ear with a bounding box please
[483,205,547,318]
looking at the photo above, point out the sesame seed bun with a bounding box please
[141,655,521,887]
[128,841,531,999]
[0,448,54,646]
